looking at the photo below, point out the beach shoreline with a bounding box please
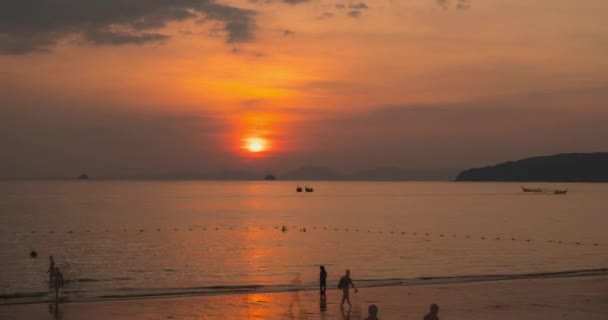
[1,273,606,319]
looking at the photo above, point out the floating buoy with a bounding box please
[30,250,38,258]
[481,237,485,240]
[548,240,553,243]
[496,237,500,240]
[594,243,599,246]
[512,238,516,241]
[526,239,531,242]
[140,229,144,232]
[440,234,444,237]
[576,242,581,245]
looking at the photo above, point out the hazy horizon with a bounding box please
[2,0,608,179]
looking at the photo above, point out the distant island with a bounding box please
[456,153,608,182]
[263,174,277,180]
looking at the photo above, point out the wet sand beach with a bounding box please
[1,274,606,319]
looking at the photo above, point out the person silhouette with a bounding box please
[338,269,358,308]
[424,304,440,320]
[53,267,64,302]
[365,304,380,320]
[320,265,327,295]
[48,256,55,288]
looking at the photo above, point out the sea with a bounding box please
[1,181,607,304]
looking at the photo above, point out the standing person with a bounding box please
[53,267,64,302]
[338,269,358,308]
[319,265,327,295]
[365,304,380,320]
[47,256,55,288]
[424,304,440,320]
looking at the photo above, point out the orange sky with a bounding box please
[1,0,608,177]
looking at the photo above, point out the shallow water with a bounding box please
[0,181,607,303]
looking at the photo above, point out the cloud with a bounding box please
[0,0,257,54]
[347,10,362,18]
[281,0,312,4]
[457,0,471,10]
[436,0,472,10]
[230,47,265,57]
[317,12,335,20]
[349,2,368,10]
[83,30,169,46]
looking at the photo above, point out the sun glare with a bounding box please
[244,137,268,153]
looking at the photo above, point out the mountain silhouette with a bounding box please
[456,153,608,182]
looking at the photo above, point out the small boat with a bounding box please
[521,186,542,192]
[305,187,314,192]
[554,189,568,195]
[296,186,302,192]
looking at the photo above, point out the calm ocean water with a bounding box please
[1,181,607,303]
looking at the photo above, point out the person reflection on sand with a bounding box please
[48,301,63,320]
[365,304,380,320]
[53,267,64,302]
[341,306,351,320]
[424,304,440,320]
[288,273,306,318]
[319,294,327,312]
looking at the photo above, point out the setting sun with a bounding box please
[244,137,269,153]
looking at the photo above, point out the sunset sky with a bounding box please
[1,0,608,178]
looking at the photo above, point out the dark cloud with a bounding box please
[317,12,335,20]
[347,10,362,18]
[436,0,472,10]
[83,30,169,46]
[231,47,265,57]
[349,2,368,10]
[457,0,471,10]
[281,0,312,4]
[0,0,256,54]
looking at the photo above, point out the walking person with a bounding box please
[47,256,55,288]
[53,267,64,302]
[319,265,327,296]
[338,269,358,308]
